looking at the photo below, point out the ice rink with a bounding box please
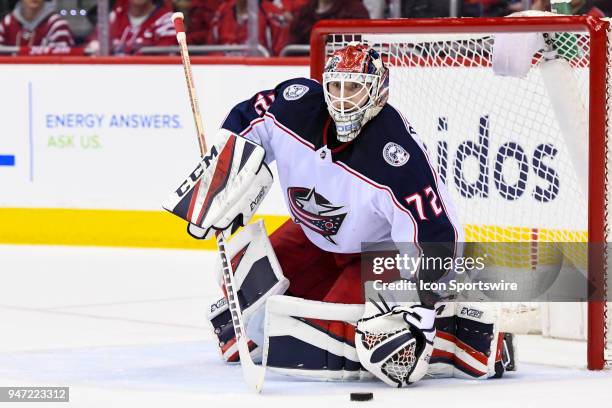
[1,244,611,407]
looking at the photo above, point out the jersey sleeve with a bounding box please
[221,77,317,164]
[220,86,277,163]
[373,112,462,246]
[375,112,464,305]
[152,11,176,46]
[43,15,75,50]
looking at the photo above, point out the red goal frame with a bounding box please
[310,16,610,370]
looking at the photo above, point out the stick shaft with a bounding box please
[172,14,207,155]
[170,12,265,393]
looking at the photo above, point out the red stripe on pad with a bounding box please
[223,339,257,363]
[303,317,356,346]
[495,332,505,363]
[436,330,489,366]
[196,135,237,225]
[186,179,201,222]
[221,338,236,354]
[230,244,249,273]
[432,348,487,377]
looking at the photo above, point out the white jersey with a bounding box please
[222,77,464,254]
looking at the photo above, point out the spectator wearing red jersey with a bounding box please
[173,0,222,44]
[88,0,175,55]
[289,0,369,45]
[207,0,291,56]
[264,0,292,55]
[278,0,310,13]
[0,0,75,54]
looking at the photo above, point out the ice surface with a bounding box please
[0,245,610,407]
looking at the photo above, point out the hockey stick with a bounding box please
[171,12,265,393]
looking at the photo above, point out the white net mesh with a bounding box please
[360,329,416,384]
[324,20,610,363]
[362,330,398,350]
[382,343,416,384]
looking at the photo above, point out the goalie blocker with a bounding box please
[163,129,273,240]
[206,224,516,384]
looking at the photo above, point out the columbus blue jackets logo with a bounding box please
[383,142,410,167]
[287,187,347,244]
[283,84,309,101]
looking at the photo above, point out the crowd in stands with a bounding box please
[0,0,609,55]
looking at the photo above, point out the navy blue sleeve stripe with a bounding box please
[393,107,460,246]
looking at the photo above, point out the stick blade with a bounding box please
[238,339,266,393]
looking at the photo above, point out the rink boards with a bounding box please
[0,61,590,248]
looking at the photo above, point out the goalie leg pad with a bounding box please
[263,295,371,381]
[427,302,456,378]
[453,303,498,379]
[207,220,289,363]
[208,296,260,363]
[429,302,514,379]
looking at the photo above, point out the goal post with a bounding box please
[310,16,611,370]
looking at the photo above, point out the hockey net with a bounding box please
[311,15,611,369]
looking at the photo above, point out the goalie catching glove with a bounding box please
[356,299,436,387]
[163,129,273,239]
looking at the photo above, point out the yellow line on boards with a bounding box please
[0,208,587,250]
[0,208,289,249]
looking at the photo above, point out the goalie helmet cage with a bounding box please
[310,16,611,370]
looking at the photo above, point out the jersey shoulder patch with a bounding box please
[361,105,426,170]
[382,141,410,167]
[282,83,310,101]
[274,77,321,104]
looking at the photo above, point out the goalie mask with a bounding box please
[322,42,389,142]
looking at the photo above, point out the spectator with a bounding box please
[207,0,290,56]
[289,0,369,45]
[276,0,309,13]
[265,0,292,54]
[0,0,74,54]
[87,0,175,55]
[173,0,222,45]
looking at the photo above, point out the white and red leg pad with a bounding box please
[428,302,511,379]
[263,295,372,381]
[207,220,289,364]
